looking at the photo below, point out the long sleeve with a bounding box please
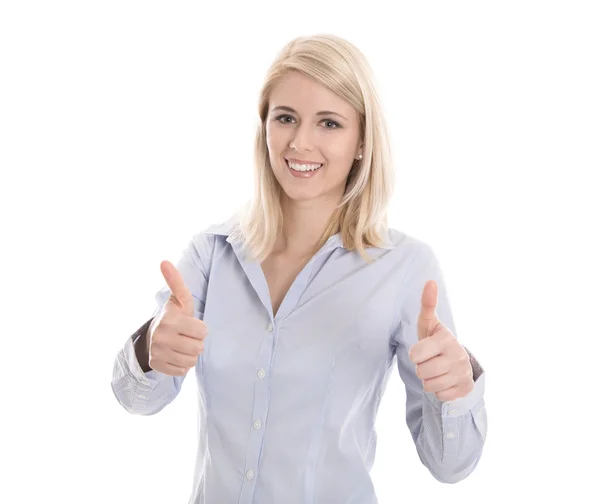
[111,232,216,415]
[391,243,487,483]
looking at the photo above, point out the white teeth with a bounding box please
[288,161,323,172]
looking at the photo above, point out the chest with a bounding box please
[199,241,404,402]
[260,255,310,316]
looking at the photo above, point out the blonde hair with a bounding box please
[229,33,395,264]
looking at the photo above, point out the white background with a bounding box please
[1,1,599,502]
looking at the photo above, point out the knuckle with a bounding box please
[417,365,428,380]
[439,330,450,342]
[178,354,196,369]
[194,321,209,338]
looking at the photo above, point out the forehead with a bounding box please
[269,71,352,114]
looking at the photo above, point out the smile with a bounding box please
[285,159,323,178]
[287,160,323,172]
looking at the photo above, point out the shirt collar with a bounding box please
[204,213,240,237]
[204,214,393,252]
[204,214,346,250]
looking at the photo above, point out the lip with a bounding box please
[285,158,323,178]
[285,158,323,165]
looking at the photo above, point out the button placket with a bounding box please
[241,318,276,494]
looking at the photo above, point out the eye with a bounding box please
[321,119,341,129]
[275,114,295,124]
[274,114,341,129]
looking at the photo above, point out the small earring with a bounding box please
[358,154,363,160]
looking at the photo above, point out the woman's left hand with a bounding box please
[408,280,474,402]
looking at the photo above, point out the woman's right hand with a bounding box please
[147,260,208,376]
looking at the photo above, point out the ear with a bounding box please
[355,142,361,156]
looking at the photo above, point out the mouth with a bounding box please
[285,158,323,175]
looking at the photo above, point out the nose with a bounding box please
[289,122,314,153]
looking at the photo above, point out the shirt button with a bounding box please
[267,322,274,332]
[446,431,455,439]
[246,469,254,480]
[253,419,262,429]
[449,409,458,416]
[257,369,266,379]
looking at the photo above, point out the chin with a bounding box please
[280,187,322,202]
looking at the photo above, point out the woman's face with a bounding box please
[265,70,362,204]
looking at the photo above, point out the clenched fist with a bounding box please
[146,260,208,376]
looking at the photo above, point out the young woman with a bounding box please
[112,33,487,504]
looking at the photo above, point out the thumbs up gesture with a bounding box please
[146,260,208,376]
[408,280,474,402]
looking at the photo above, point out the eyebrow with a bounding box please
[271,105,348,121]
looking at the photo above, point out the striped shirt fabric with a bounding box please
[111,214,487,503]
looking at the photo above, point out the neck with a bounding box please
[274,196,341,259]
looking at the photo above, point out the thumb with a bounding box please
[417,280,439,340]
[160,260,194,316]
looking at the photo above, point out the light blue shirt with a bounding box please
[112,214,487,504]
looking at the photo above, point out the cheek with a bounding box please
[265,128,274,151]
[266,126,285,151]
[265,133,287,172]
[323,136,356,161]
[323,147,356,176]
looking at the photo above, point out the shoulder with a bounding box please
[202,212,240,237]
[385,227,437,264]
[381,227,446,292]
[185,212,241,266]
